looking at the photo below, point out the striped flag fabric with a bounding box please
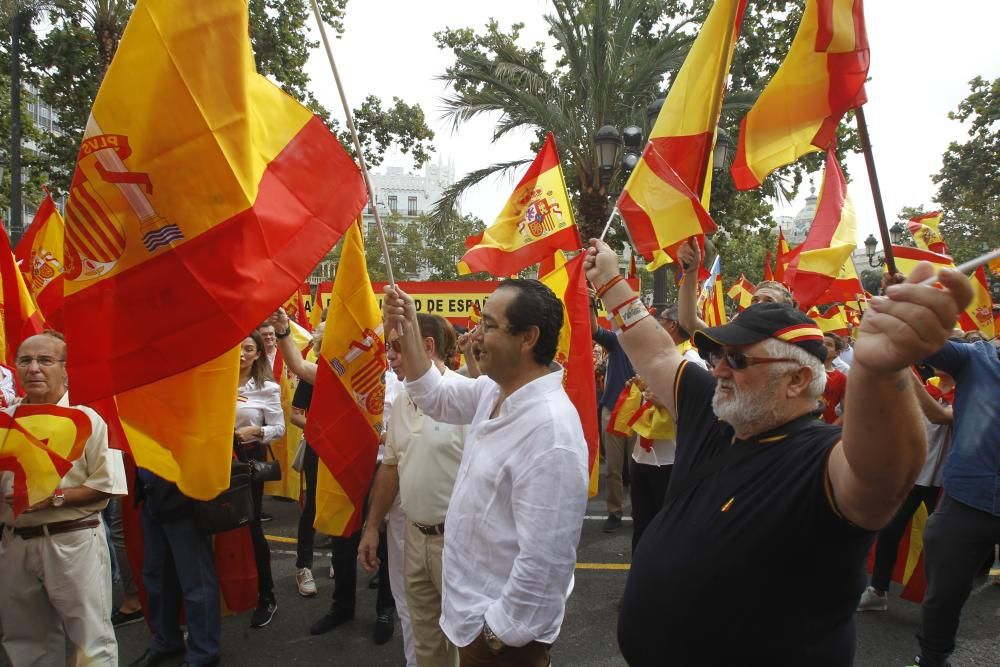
[14,192,66,327]
[906,211,948,255]
[0,226,46,365]
[727,274,755,311]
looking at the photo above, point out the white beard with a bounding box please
[712,377,783,433]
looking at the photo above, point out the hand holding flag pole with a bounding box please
[309,0,396,291]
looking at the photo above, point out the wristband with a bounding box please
[610,297,650,332]
[595,274,625,299]
[275,328,292,339]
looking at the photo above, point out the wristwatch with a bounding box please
[275,327,292,339]
[51,488,65,508]
[482,621,504,654]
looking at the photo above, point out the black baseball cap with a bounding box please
[693,302,828,363]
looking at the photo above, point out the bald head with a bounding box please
[16,333,68,404]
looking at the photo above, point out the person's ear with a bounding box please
[786,365,814,399]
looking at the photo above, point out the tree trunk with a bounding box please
[577,185,611,243]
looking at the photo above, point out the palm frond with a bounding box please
[428,158,533,234]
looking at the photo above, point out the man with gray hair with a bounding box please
[584,238,972,666]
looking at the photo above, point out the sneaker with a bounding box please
[310,608,353,635]
[856,586,887,611]
[250,598,277,628]
[296,568,317,597]
[259,512,273,523]
[328,555,335,579]
[111,608,144,627]
[602,513,622,533]
[373,609,395,645]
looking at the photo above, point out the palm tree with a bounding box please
[56,0,133,74]
[431,0,694,240]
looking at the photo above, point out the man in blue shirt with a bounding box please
[912,339,1000,667]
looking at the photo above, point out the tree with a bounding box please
[421,213,484,281]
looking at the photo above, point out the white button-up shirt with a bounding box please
[405,365,588,648]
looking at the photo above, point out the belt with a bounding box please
[412,521,445,536]
[12,517,100,540]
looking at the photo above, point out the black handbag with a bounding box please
[249,444,282,483]
[192,460,255,534]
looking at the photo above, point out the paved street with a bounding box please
[3,485,999,666]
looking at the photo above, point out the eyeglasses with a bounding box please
[478,321,511,335]
[15,356,66,368]
[707,349,797,371]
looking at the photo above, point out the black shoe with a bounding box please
[112,608,145,627]
[133,647,184,667]
[373,609,395,645]
[250,598,277,628]
[367,572,380,589]
[603,513,622,533]
[310,608,353,635]
[259,512,273,523]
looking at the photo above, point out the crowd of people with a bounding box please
[0,236,997,667]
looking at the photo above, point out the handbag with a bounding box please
[192,460,255,534]
[249,444,282,483]
[291,437,307,473]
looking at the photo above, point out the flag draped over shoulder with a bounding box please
[785,150,858,307]
[540,254,600,496]
[907,211,948,254]
[15,192,66,327]
[458,133,580,277]
[306,221,385,536]
[727,274,755,311]
[618,0,746,264]
[0,227,46,365]
[731,0,869,189]
[60,1,366,500]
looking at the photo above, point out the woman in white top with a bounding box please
[235,330,285,628]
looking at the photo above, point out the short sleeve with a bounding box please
[675,361,718,425]
[292,381,313,410]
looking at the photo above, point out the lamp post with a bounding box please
[864,222,905,268]
[594,122,622,192]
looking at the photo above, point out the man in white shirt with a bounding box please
[0,332,127,666]
[360,313,468,666]
[383,279,589,666]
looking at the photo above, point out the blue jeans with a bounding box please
[141,502,221,664]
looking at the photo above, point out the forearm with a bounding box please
[677,271,707,334]
[910,375,953,424]
[278,336,317,384]
[290,410,307,429]
[397,317,432,382]
[363,464,399,534]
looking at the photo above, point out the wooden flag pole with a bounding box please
[309,0,396,288]
[598,206,619,242]
[855,105,897,275]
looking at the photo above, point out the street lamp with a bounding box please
[864,223,906,268]
[713,127,734,171]
[595,122,621,189]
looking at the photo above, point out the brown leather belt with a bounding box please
[12,518,100,540]
[413,522,445,536]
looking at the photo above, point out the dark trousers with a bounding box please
[296,444,319,569]
[917,494,1000,667]
[141,503,221,664]
[629,461,672,554]
[459,632,551,666]
[329,528,394,614]
[249,475,274,603]
[871,485,940,592]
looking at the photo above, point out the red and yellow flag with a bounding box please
[731,0,869,189]
[764,251,775,281]
[310,280,333,328]
[701,275,728,327]
[888,245,955,275]
[0,404,92,516]
[785,150,858,307]
[957,267,995,340]
[0,226,46,365]
[618,0,747,263]
[15,193,66,327]
[607,382,643,438]
[907,211,948,255]
[540,254,601,496]
[458,133,579,277]
[773,228,802,285]
[727,274,755,311]
[814,304,850,336]
[300,284,316,329]
[306,220,385,536]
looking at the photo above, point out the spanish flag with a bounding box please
[458,133,580,277]
[607,382,643,438]
[0,226,46,365]
[540,254,601,497]
[300,284,315,329]
[785,150,858,308]
[727,274,755,311]
[62,1,366,500]
[618,0,746,263]
[957,267,995,340]
[814,304,850,337]
[764,251,775,281]
[907,211,948,255]
[867,498,932,604]
[307,220,385,536]
[15,192,66,327]
[773,228,801,285]
[731,0,869,189]
[814,255,864,305]
[698,256,728,327]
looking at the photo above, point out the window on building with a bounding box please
[408,196,418,216]
[387,195,397,213]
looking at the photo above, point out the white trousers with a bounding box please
[388,495,417,666]
[0,524,117,666]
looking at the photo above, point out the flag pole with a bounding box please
[855,105,897,275]
[309,0,396,288]
[598,206,618,242]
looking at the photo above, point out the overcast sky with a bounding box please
[305,0,1000,251]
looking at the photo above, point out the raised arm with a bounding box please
[584,239,684,419]
[383,285,432,382]
[268,308,318,384]
[676,239,708,335]
[829,263,972,530]
[910,374,954,425]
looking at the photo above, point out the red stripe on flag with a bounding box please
[649,132,713,197]
[458,225,580,278]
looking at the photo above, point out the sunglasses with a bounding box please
[707,348,798,371]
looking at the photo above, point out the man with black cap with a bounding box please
[583,238,972,666]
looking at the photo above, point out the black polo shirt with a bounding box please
[617,361,874,666]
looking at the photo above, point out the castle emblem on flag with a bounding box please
[27,248,62,291]
[516,188,568,242]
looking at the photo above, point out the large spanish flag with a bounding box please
[540,254,600,496]
[62,0,367,403]
[306,220,385,536]
[785,150,858,307]
[814,255,864,305]
[15,192,66,327]
[458,132,580,277]
[731,0,869,189]
[618,0,746,263]
[907,211,948,255]
[814,304,850,337]
[0,227,46,365]
[727,274,755,311]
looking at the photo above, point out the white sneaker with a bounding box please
[856,586,887,611]
[296,567,317,597]
[328,553,335,579]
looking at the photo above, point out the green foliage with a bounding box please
[357,212,485,283]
